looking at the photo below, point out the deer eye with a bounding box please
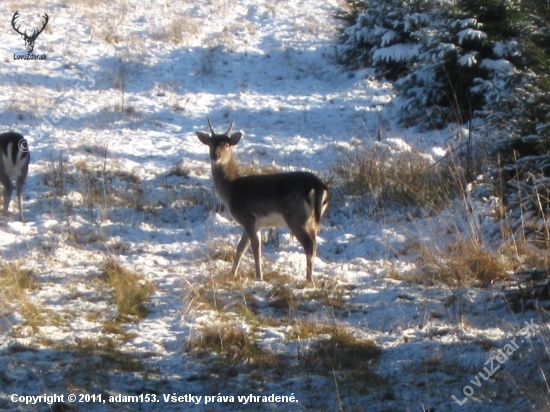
[224,143,229,149]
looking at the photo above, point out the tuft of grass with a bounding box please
[416,240,515,286]
[74,155,156,220]
[57,337,148,374]
[262,268,294,284]
[101,258,154,321]
[0,263,70,336]
[169,159,191,178]
[185,278,225,313]
[331,143,463,209]
[102,319,138,341]
[207,240,237,263]
[41,152,67,196]
[290,319,337,340]
[19,301,52,331]
[0,263,37,302]
[299,325,381,374]
[183,263,258,314]
[153,15,202,45]
[99,23,122,44]
[10,301,65,337]
[268,284,296,309]
[300,278,355,311]
[186,323,280,373]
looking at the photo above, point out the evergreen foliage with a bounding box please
[337,0,530,128]
[338,0,550,241]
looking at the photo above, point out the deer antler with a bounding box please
[206,117,234,135]
[225,121,234,135]
[11,11,25,37]
[29,13,49,40]
[11,11,48,40]
[207,117,215,134]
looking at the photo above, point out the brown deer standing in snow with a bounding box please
[197,118,329,284]
[0,132,30,222]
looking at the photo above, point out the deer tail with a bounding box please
[311,185,329,226]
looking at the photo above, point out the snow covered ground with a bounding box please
[0,0,549,411]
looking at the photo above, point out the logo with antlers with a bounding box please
[11,11,49,54]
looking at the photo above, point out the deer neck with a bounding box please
[211,157,239,207]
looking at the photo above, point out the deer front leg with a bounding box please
[1,180,13,216]
[231,230,250,277]
[249,230,263,280]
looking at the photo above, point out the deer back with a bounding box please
[227,171,328,230]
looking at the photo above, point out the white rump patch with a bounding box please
[254,212,287,230]
[2,142,26,181]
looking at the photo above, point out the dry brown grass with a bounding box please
[268,284,297,309]
[331,143,463,209]
[16,301,64,335]
[0,262,69,336]
[289,318,337,340]
[72,156,158,219]
[207,240,237,263]
[101,258,154,321]
[41,152,68,196]
[150,15,202,45]
[415,240,516,286]
[56,336,148,374]
[297,323,381,374]
[185,322,281,372]
[183,263,255,314]
[185,276,225,313]
[0,263,37,302]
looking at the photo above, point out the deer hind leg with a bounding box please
[231,230,250,277]
[1,178,13,216]
[16,177,25,222]
[248,230,263,280]
[292,225,317,284]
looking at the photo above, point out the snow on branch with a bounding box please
[458,28,487,45]
[373,44,421,63]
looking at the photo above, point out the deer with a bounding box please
[11,11,49,54]
[0,132,30,222]
[196,118,329,284]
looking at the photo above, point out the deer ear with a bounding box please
[229,132,242,145]
[196,131,211,145]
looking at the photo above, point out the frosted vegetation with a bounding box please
[338,0,550,241]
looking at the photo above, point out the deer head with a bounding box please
[197,117,242,165]
[12,11,49,54]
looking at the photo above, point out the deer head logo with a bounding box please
[11,11,49,54]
